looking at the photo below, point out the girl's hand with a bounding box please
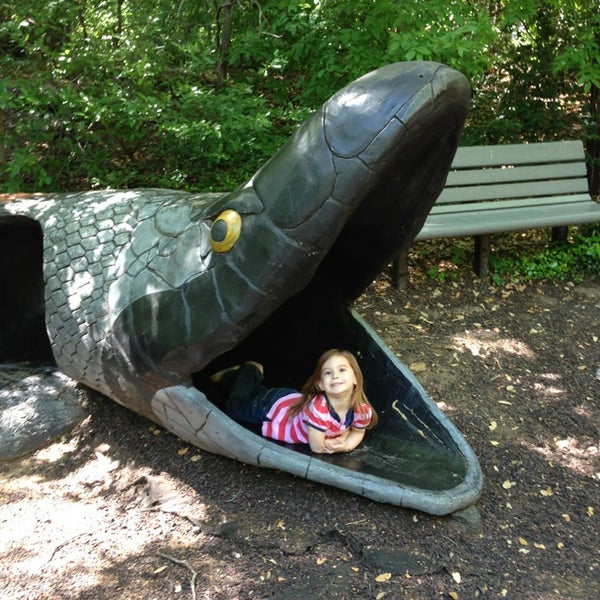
[323,437,346,453]
[322,429,349,452]
[309,427,365,454]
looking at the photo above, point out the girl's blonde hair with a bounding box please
[288,349,378,428]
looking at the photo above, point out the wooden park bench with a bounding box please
[392,140,600,289]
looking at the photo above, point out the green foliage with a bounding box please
[422,227,600,285]
[2,75,296,192]
[0,0,300,192]
[461,0,593,145]
[422,243,467,282]
[277,0,497,106]
[489,226,600,284]
[550,1,600,93]
[1,0,598,194]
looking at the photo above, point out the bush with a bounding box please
[489,225,600,284]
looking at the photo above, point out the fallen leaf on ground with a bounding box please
[409,362,427,372]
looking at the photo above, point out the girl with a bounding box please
[212,349,378,454]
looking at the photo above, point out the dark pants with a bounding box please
[226,363,297,425]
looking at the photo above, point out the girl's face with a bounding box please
[318,354,357,399]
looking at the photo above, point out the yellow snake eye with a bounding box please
[210,209,242,253]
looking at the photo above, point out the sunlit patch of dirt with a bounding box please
[453,330,534,358]
[526,437,600,478]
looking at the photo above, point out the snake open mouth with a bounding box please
[189,62,482,514]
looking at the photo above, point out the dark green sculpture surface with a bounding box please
[0,62,482,515]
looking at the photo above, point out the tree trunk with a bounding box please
[588,83,599,199]
[0,109,5,183]
[216,1,234,88]
[114,0,124,48]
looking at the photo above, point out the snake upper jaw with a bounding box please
[180,62,471,375]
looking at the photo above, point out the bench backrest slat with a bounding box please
[450,140,585,169]
[438,178,590,203]
[446,162,586,187]
[438,140,590,204]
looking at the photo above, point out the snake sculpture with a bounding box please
[0,62,482,515]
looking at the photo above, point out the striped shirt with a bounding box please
[261,393,372,444]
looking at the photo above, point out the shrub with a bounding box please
[489,226,600,284]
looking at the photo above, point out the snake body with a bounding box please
[0,62,483,514]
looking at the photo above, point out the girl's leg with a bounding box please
[226,363,296,424]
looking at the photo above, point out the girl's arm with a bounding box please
[307,427,329,453]
[325,427,365,453]
[308,427,365,454]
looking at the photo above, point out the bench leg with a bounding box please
[474,235,490,277]
[551,226,568,243]
[391,248,409,290]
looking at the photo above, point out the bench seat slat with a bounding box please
[417,201,600,240]
[430,194,594,215]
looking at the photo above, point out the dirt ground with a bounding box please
[1,259,599,599]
